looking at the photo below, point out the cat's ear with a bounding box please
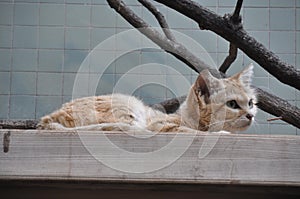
[232,63,254,87]
[194,69,221,103]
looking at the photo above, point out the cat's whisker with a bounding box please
[250,119,260,133]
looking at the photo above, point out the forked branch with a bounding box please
[154,0,300,91]
[138,0,176,41]
[107,0,218,76]
[107,0,300,129]
[219,0,242,73]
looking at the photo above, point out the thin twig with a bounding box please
[267,117,283,122]
[219,43,237,73]
[231,0,243,23]
[138,0,176,41]
[219,0,242,73]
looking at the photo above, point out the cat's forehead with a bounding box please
[211,78,254,103]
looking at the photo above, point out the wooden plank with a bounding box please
[1,129,300,186]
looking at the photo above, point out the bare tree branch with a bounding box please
[0,120,38,129]
[219,43,238,73]
[138,0,176,41]
[107,0,300,129]
[154,0,300,91]
[232,0,243,24]
[107,0,214,75]
[219,0,242,73]
[255,88,300,129]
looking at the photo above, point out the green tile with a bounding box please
[15,0,39,2]
[194,0,217,6]
[243,123,270,135]
[141,50,166,66]
[270,8,295,30]
[0,3,13,25]
[39,27,64,49]
[297,32,300,53]
[297,9,300,30]
[252,77,269,91]
[11,72,36,95]
[0,26,12,48]
[91,5,116,27]
[167,74,191,97]
[90,27,115,49]
[65,27,90,49]
[269,77,296,100]
[10,95,36,119]
[89,50,116,73]
[0,49,11,71]
[64,50,89,72]
[180,30,218,53]
[116,50,141,74]
[12,49,38,71]
[39,0,63,3]
[270,31,295,53]
[70,73,90,97]
[218,0,237,6]
[36,96,62,118]
[0,95,9,119]
[114,73,140,95]
[243,0,269,7]
[37,73,62,95]
[270,124,297,135]
[270,0,295,7]
[0,72,10,94]
[63,73,76,95]
[66,0,91,3]
[244,8,269,30]
[166,55,194,75]
[167,8,195,29]
[14,3,38,25]
[93,73,115,95]
[296,54,300,69]
[38,50,63,72]
[13,26,38,48]
[39,4,65,26]
[66,4,91,26]
[91,0,108,5]
[138,76,167,98]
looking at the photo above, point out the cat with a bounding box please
[37,64,257,134]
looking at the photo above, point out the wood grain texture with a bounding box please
[0,130,300,186]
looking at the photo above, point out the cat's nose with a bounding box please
[246,114,253,121]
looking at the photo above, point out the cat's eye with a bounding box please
[226,100,240,109]
[248,99,254,109]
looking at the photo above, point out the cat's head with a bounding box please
[191,64,257,133]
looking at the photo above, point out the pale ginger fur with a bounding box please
[38,64,257,134]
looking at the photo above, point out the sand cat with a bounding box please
[38,64,257,133]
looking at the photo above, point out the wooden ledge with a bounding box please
[1,130,300,187]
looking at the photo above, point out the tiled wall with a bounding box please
[0,0,299,135]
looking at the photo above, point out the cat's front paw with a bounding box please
[211,130,231,134]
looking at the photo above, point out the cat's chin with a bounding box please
[225,121,252,132]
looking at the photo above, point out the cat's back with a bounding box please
[39,94,148,129]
